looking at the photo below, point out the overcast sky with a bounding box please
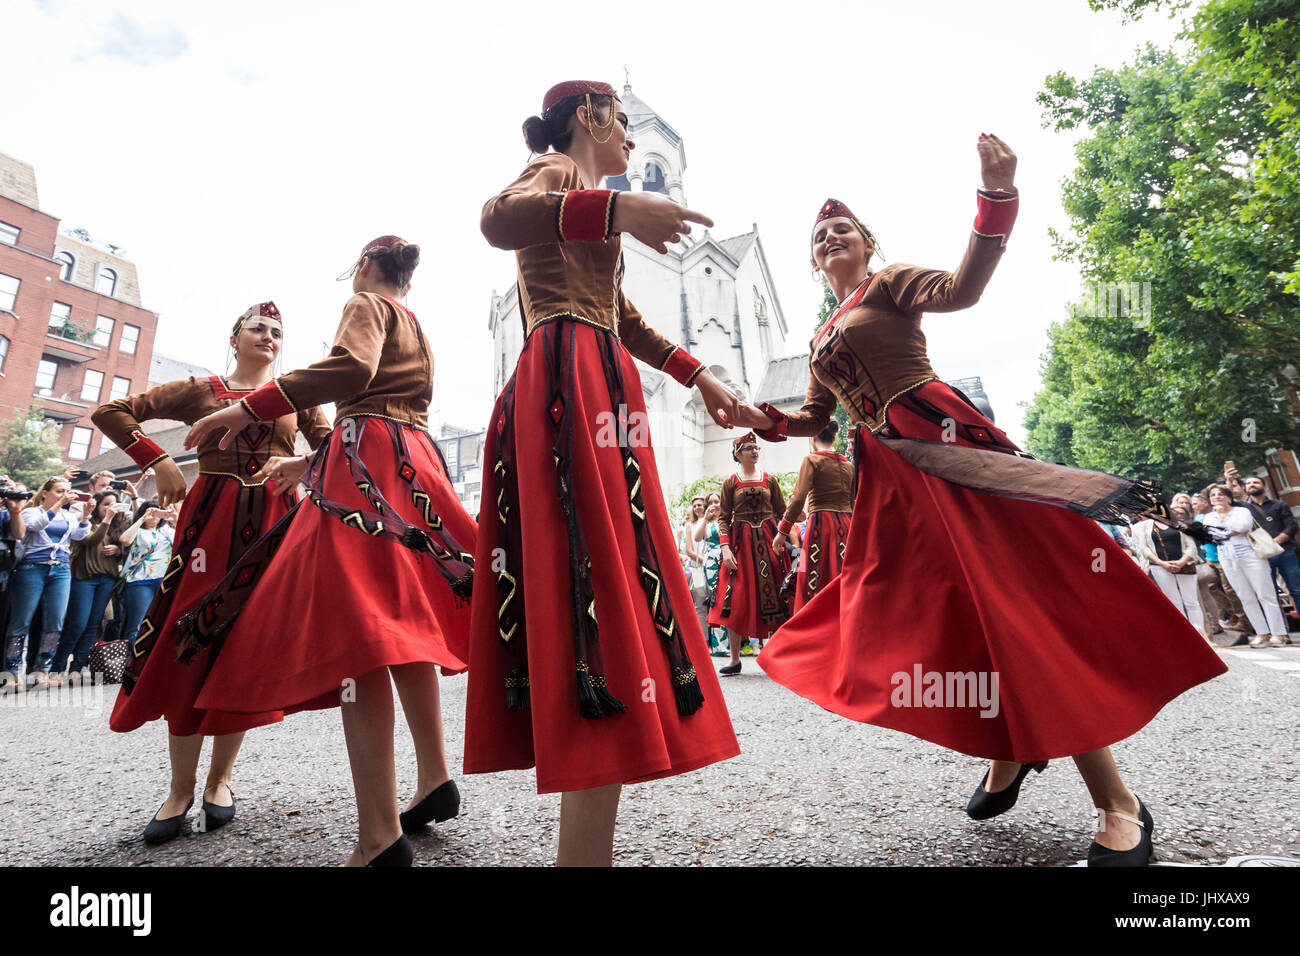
[6,0,1191,446]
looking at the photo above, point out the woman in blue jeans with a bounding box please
[49,490,130,679]
[4,477,90,687]
[116,500,174,655]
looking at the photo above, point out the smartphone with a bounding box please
[109,480,128,491]
[70,469,92,482]
[72,491,92,503]
[1224,460,1237,476]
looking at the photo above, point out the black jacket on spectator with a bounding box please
[1243,496,1299,553]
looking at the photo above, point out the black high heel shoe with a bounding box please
[367,834,414,867]
[965,762,1047,820]
[399,780,460,833]
[143,796,194,845]
[200,783,236,832]
[1088,798,1155,867]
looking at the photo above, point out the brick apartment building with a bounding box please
[0,151,158,463]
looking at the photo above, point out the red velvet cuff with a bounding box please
[777,518,794,536]
[973,189,1018,246]
[123,430,167,471]
[241,379,297,421]
[755,402,789,442]
[719,533,730,546]
[557,190,617,242]
[661,346,705,388]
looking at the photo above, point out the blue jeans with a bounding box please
[120,580,162,649]
[51,573,117,673]
[1269,549,1300,627]
[4,562,71,673]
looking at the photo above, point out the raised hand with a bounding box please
[977,133,1017,193]
[184,402,253,453]
[612,192,714,254]
[732,404,776,432]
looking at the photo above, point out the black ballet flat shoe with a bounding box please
[143,797,194,846]
[367,835,414,867]
[965,762,1047,820]
[400,780,460,833]
[718,662,742,677]
[1088,799,1155,867]
[199,790,236,833]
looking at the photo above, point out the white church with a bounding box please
[487,84,813,502]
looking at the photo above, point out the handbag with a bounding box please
[1248,522,1284,559]
[0,537,24,574]
[88,638,128,684]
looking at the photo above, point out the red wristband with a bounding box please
[777,518,794,536]
[974,189,1018,247]
[719,534,730,546]
[755,402,789,442]
[123,430,167,471]
[661,346,705,388]
[557,189,617,242]
[241,379,297,421]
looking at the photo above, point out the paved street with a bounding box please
[1,641,1296,867]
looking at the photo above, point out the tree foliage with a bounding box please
[1023,0,1300,491]
[0,408,67,490]
[812,276,851,454]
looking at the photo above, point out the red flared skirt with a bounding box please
[194,421,475,719]
[707,520,790,640]
[789,509,851,615]
[110,474,295,737]
[758,386,1227,763]
[463,319,740,793]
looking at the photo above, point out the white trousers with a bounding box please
[1220,554,1288,636]
[1148,565,1205,631]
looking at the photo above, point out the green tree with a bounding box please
[811,276,850,453]
[0,408,66,489]
[1023,0,1300,491]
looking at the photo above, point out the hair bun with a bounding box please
[397,242,420,266]
[522,115,551,154]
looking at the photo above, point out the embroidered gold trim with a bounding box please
[861,375,939,434]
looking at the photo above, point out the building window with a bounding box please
[93,315,114,347]
[120,323,140,355]
[643,162,669,194]
[53,251,75,281]
[0,222,18,246]
[110,376,130,400]
[99,434,116,451]
[0,272,19,311]
[48,301,72,335]
[81,369,104,402]
[95,267,118,297]
[0,334,8,373]
[35,359,58,395]
[69,427,94,461]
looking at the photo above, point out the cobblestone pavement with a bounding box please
[1,643,1296,867]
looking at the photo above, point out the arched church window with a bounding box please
[643,162,668,194]
[606,173,631,190]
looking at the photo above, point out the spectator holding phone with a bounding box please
[3,477,90,685]
[115,500,175,656]
[1224,465,1299,633]
[48,490,132,680]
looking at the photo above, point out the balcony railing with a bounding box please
[46,321,96,345]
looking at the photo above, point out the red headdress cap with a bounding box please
[543,80,617,113]
[812,198,880,255]
[239,301,282,324]
[362,235,405,255]
[733,431,758,449]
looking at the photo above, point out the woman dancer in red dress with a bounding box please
[774,419,853,616]
[466,80,741,865]
[94,303,332,844]
[708,434,790,675]
[739,134,1227,865]
[181,238,476,866]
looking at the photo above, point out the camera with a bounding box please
[109,480,128,491]
[0,489,31,502]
